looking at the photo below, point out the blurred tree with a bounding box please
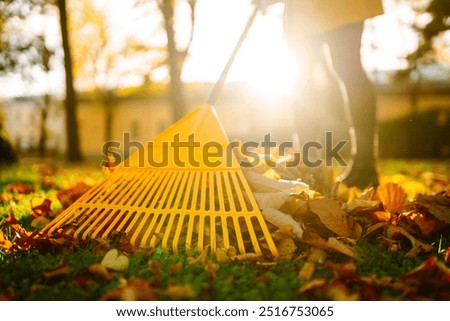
[0,0,44,76]
[69,0,162,142]
[136,0,196,121]
[0,0,47,163]
[157,0,197,121]
[408,0,450,68]
[57,0,82,161]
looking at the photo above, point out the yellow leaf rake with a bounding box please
[43,105,278,256]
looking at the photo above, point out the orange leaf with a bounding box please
[57,182,92,208]
[30,197,52,218]
[0,230,13,251]
[376,183,407,213]
[309,198,352,237]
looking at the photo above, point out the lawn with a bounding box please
[0,158,449,300]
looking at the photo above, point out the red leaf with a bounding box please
[6,183,34,194]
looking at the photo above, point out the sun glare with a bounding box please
[182,2,297,101]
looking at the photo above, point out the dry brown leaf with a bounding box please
[329,261,358,280]
[401,212,447,239]
[298,261,315,282]
[101,278,157,301]
[275,238,297,260]
[57,181,92,208]
[385,225,433,258]
[309,247,328,264]
[204,260,220,278]
[364,221,387,237]
[6,183,35,194]
[303,231,360,260]
[298,278,327,295]
[280,195,309,221]
[88,263,115,280]
[163,284,195,300]
[376,182,407,213]
[262,208,303,238]
[371,210,391,222]
[271,225,298,241]
[309,198,352,237]
[42,264,71,279]
[401,255,450,300]
[187,246,209,265]
[415,192,450,224]
[30,197,52,218]
[216,247,232,264]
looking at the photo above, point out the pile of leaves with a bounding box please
[0,160,449,300]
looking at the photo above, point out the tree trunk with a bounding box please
[160,0,186,121]
[38,94,49,158]
[57,0,82,162]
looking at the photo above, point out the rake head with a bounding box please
[43,105,278,257]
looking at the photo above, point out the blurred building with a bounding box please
[0,76,449,160]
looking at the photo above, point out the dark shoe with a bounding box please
[338,164,379,189]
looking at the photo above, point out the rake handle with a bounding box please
[207,5,259,106]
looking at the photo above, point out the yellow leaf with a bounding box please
[163,284,195,300]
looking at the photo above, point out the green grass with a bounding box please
[0,160,448,300]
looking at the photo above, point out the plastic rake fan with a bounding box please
[42,105,278,256]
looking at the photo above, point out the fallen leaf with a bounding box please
[329,261,358,280]
[308,247,328,264]
[400,211,446,239]
[101,278,157,301]
[309,198,352,237]
[88,264,115,280]
[254,190,291,210]
[271,225,298,241]
[275,237,297,260]
[415,192,450,224]
[187,246,209,265]
[6,183,34,194]
[30,197,52,218]
[298,261,315,282]
[101,249,129,271]
[0,230,13,251]
[57,182,92,208]
[385,225,433,258]
[262,208,303,238]
[162,284,195,300]
[376,183,407,213]
[42,264,71,279]
[303,232,360,260]
[204,260,220,278]
[401,255,450,300]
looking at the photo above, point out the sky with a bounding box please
[0,0,436,98]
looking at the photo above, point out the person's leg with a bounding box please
[325,22,379,188]
[288,39,325,148]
